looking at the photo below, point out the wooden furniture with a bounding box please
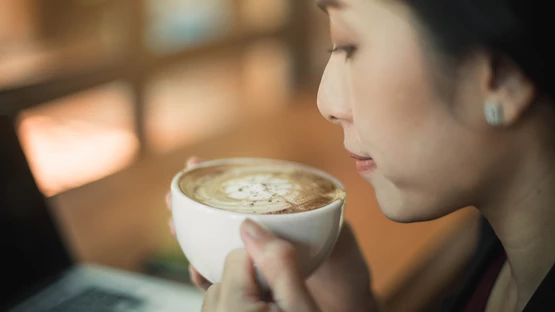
[0,0,313,155]
[50,93,479,311]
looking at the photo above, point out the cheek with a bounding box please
[349,43,445,174]
[347,40,492,218]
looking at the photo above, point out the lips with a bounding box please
[349,152,376,172]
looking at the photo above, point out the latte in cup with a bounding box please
[178,162,345,214]
[171,158,345,284]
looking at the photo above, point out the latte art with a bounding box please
[179,163,344,214]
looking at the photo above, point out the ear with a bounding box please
[485,56,536,126]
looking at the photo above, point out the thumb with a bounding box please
[240,219,319,312]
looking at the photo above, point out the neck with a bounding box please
[480,105,555,310]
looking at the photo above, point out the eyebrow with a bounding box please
[316,0,344,13]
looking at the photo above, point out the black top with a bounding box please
[436,218,555,311]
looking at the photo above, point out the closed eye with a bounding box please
[328,45,357,60]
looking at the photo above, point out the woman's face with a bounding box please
[317,0,505,222]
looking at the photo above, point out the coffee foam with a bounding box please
[179,163,344,214]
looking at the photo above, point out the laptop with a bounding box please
[0,114,204,311]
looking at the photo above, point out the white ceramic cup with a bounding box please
[171,158,346,286]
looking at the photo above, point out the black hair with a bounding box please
[406,0,554,98]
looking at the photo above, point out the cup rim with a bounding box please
[171,158,346,218]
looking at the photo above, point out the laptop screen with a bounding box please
[0,115,72,309]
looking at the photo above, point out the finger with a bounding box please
[186,156,202,168]
[165,192,172,211]
[201,283,220,311]
[190,265,212,291]
[240,220,318,312]
[168,219,175,236]
[220,249,259,297]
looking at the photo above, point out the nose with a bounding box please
[317,57,353,125]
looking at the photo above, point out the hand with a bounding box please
[167,157,378,312]
[203,219,321,311]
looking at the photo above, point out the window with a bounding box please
[17,82,138,196]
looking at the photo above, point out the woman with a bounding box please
[168,0,555,311]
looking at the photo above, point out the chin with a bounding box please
[374,187,452,224]
[379,206,437,223]
[368,174,462,223]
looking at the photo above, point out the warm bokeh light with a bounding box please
[0,0,36,45]
[242,39,292,115]
[241,0,291,32]
[145,39,291,154]
[17,82,138,196]
[144,56,243,154]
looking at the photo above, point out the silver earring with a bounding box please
[484,101,504,126]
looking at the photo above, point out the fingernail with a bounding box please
[169,219,175,235]
[186,157,200,168]
[242,219,267,241]
[165,193,172,210]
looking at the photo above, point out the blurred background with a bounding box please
[1,1,478,311]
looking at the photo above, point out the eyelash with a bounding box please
[328,45,357,60]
